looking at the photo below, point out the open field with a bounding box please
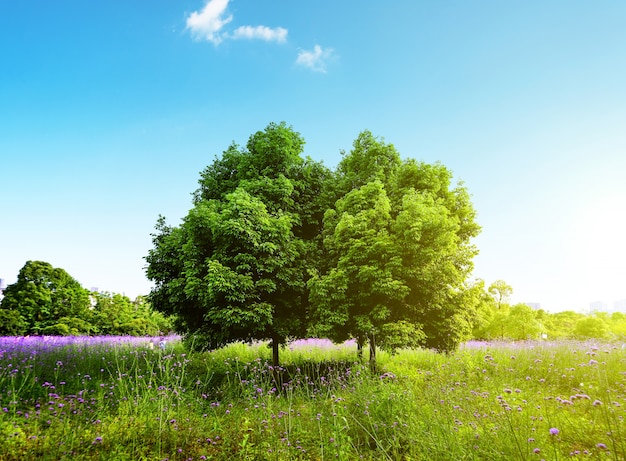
[1,336,625,460]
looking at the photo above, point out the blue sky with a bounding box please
[1,1,625,312]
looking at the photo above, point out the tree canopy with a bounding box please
[309,132,481,360]
[146,122,334,365]
[0,260,171,336]
[146,123,483,367]
[0,260,91,335]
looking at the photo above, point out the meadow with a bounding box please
[0,336,624,460]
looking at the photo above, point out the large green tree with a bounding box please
[0,260,92,335]
[309,131,481,364]
[146,123,334,366]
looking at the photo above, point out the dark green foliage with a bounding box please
[0,308,27,335]
[0,261,172,336]
[0,260,92,334]
[90,292,172,336]
[149,124,484,367]
[146,123,335,364]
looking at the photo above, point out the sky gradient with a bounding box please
[1,1,625,312]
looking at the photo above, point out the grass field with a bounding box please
[1,336,624,460]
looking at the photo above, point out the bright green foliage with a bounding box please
[146,123,334,364]
[336,130,401,191]
[466,280,626,341]
[309,181,409,347]
[488,280,513,310]
[0,261,172,336]
[608,312,626,338]
[90,292,172,335]
[546,310,586,338]
[504,303,543,340]
[0,260,91,335]
[470,279,499,339]
[574,316,610,339]
[310,132,481,355]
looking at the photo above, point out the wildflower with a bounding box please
[593,400,603,406]
[596,443,607,449]
[549,428,559,436]
[533,448,540,453]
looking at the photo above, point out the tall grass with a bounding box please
[1,336,624,460]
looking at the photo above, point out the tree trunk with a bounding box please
[271,337,283,389]
[369,332,377,373]
[272,338,280,368]
[357,336,364,362]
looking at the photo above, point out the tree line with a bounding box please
[4,124,617,369]
[0,260,172,336]
[472,279,626,341]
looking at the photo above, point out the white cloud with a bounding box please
[230,25,288,43]
[296,45,334,73]
[186,1,288,46]
[186,0,233,45]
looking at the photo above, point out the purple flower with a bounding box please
[596,443,607,449]
[549,428,559,436]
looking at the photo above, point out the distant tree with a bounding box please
[89,292,172,335]
[547,311,586,339]
[470,279,498,339]
[146,123,333,367]
[504,303,542,340]
[488,280,513,310]
[607,312,626,339]
[481,306,511,340]
[574,316,610,340]
[0,260,92,335]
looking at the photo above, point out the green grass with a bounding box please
[1,337,625,460]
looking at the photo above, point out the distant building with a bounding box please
[525,302,541,310]
[613,299,626,313]
[589,301,608,312]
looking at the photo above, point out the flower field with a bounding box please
[1,336,624,460]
